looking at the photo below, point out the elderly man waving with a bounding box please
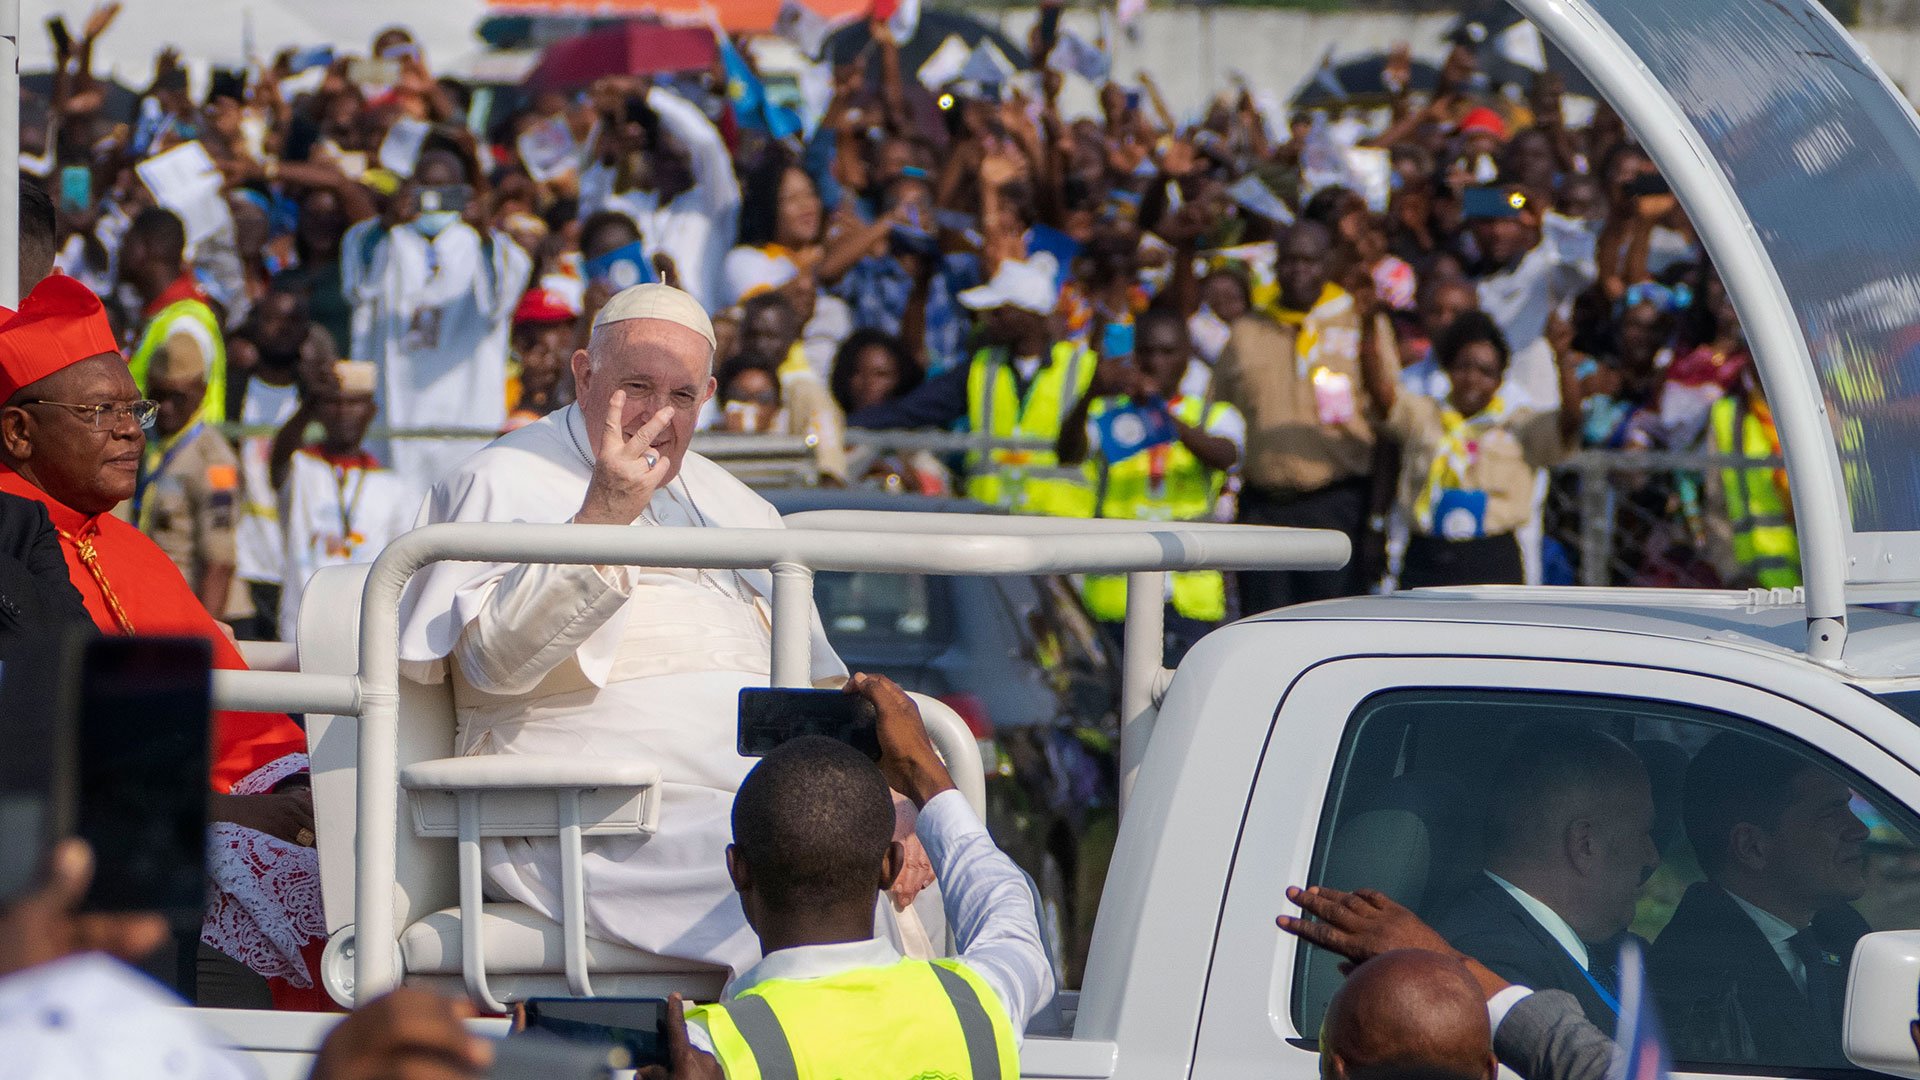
[399,284,932,976]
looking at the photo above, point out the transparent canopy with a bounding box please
[1577,0,1920,539]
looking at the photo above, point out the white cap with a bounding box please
[957,254,1059,316]
[591,283,718,352]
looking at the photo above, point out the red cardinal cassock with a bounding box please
[0,275,328,1008]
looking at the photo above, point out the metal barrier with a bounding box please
[1548,449,1786,589]
[210,514,1349,1002]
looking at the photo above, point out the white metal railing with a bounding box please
[210,512,1349,1003]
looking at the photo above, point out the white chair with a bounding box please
[299,561,985,1010]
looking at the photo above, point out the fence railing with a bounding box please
[223,419,1780,590]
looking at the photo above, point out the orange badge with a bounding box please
[206,464,239,490]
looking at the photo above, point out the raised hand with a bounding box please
[574,393,675,526]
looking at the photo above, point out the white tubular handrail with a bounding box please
[214,513,1346,1003]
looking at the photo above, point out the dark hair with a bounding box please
[829,329,919,414]
[740,290,796,330]
[1434,310,1511,373]
[18,173,56,288]
[128,206,188,267]
[1682,733,1820,878]
[737,148,811,249]
[580,210,642,262]
[1135,304,1188,340]
[1486,729,1643,859]
[732,735,895,914]
[718,350,783,405]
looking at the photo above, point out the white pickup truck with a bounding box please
[190,0,1920,1076]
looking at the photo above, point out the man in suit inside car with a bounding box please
[1648,734,1871,1069]
[1432,730,1661,1030]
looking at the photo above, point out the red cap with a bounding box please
[514,287,577,326]
[0,275,121,403]
[1458,106,1508,139]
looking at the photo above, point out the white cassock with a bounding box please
[277,449,418,643]
[341,220,531,501]
[396,404,846,975]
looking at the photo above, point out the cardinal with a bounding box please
[0,274,328,1009]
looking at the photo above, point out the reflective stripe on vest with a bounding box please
[690,958,1019,1080]
[1710,395,1800,589]
[1081,395,1230,622]
[965,342,1097,516]
[130,299,230,425]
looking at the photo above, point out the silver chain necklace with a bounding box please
[565,407,755,606]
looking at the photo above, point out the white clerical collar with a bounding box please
[1486,870,1589,969]
[722,937,903,1000]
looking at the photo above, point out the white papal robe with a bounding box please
[397,405,846,975]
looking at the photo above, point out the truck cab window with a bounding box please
[1293,689,1920,1075]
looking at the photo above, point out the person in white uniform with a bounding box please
[276,361,417,643]
[398,284,930,975]
[342,150,532,500]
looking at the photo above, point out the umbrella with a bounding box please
[523,22,720,92]
[1445,6,1598,97]
[825,9,1028,75]
[20,72,141,125]
[486,0,870,36]
[1291,53,1443,109]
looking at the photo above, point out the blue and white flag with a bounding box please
[1096,401,1176,464]
[1610,939,1672,1080]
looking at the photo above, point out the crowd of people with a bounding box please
[13,1,1797,653]
[0,2,1842,1076]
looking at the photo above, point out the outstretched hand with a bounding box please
[1276,885,1458,971]
[575,393,675,526]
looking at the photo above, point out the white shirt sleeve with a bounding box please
[450,560,640,695]
[1486,983,1536,1036]
[915,789,1056,1042]
[649,88,741,217]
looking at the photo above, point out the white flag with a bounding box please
[888,0,922,48]
[774,0,833,60]
[1496,19,1548,73]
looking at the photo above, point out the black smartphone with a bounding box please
[416,183,474,215]
[1462,185,1526,220]
[490,1031,627,1079]
[0,629,87,906]
[76,636,213,926]
[46,16,71,57]
[738,687,882,760]
[520,997,669,1069]
[1623,173,1672,197]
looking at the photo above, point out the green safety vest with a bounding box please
[689,958,1021,1080]
[965,342,1097,517]
[1081,394,1229,623]
[1710,395,1800,590]
[129,299,229,425]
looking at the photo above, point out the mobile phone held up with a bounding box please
[738,687,882,761]
[0,633,212,920]
[515,997,669,1071]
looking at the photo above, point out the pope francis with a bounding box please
[397,284,928,975]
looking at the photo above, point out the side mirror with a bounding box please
[1845,930,1920,1078]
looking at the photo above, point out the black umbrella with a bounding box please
[1291,52,1443,109]
[21,71,141,125]
[1444,7,1598,98]
[826,9,1029,75]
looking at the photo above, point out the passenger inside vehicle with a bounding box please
[1647,734,1871,1069]
[1429,730,1660,1029]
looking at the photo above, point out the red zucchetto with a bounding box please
[0,274,121,402]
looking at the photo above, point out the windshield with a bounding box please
[1593,0,1920,533]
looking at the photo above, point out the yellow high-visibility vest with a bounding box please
[1080,393,1230,623]
[689,957,1021,1080]
[964,342,1097,517]
[1710,394,1800,590]
[129,298,229,425]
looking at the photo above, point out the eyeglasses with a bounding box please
[17,399,160,430]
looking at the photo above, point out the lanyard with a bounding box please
[332,462,369,551]
[133,422,202,523]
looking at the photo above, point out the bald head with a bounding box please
[1321,951,1496,1080]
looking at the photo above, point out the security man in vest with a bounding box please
[121,207,229,424]
[649,672,1054,1080]
[843,255,1096,516]
[1708,368,1799,589]
[1059,307,1244,665]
